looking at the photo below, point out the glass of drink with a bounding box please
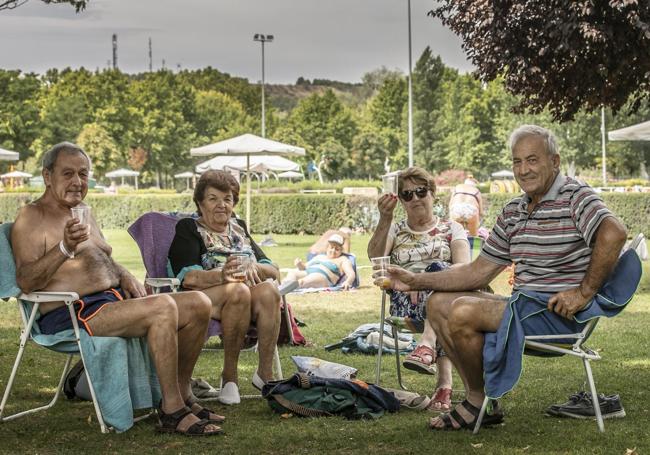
[371,256,391,288]
[229,252,250,282]
[382,173,398,195]
[70,205,90,232]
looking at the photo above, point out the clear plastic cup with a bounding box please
[371,255,391,288]
[382,173,398,195]
[229,252,250,282]
[70,206,90,233]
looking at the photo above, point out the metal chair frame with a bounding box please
[0,292,111,432]
[474,318,603,434]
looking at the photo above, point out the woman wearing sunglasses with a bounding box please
[368,166,470,412]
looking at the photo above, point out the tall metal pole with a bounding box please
[261,39,266,138]
[407,0,414,167]
[601,106,607,186]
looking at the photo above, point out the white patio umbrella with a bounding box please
[276,170,304,180]
[0,147,19,161]
[491,170,515,179]
[1,170,32,178]
[191,134,306,227]
[174,171,198,190]
[105,168,140,190]
[608,120,650,141]
[195,155,300,173]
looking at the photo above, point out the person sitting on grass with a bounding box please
[379,125,634,431]
[285,233,356,290]
[367,166,470,412]
[11,142,222,436]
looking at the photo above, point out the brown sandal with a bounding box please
[403,345,437,375]
[186,400,226,424]
[158,403,223,436]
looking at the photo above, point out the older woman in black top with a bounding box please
[168,170,281,405]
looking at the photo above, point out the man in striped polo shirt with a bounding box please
[378,125,640,431]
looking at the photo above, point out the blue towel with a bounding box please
[79,333,161,432]
[0,223,21,299]
[483,249,642,399]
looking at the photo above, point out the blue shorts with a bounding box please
[38,288,125,335]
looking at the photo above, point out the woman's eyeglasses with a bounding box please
[399,187,430,201]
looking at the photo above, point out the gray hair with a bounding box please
[42,142,91,172]
[508,125,559,157]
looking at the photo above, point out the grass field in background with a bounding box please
[0,232,648,454]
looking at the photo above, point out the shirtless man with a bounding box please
[11,142,222,436]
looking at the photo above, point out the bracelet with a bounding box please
[59,240,74,259]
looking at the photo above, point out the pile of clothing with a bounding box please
[325,323,416,355]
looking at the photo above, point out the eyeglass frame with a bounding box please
[398,186,432,202]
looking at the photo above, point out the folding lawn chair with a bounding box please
[375,236,485,389]
[473,238,644,434]
[0,223,108,432]
[127,211,295,387]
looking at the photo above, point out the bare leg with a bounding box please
[426,292,507,429]
[297,273,330,289]
[201,283,251,384]
[167,291,212,400]
[467,215,480,237]
[86,292,219,433]
[285,270,307,282]
[250,281,281,381]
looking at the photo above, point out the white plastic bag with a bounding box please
[291,356,358,380]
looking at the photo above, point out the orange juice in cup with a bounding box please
[370,256,391,288]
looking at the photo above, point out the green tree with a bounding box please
[430,1,650,121]
[192,90,256,143]
[0,70,41,163]
[76,122,120,178]
[412,48,448,170]
[125,71,197,187]
[275,90,357,178]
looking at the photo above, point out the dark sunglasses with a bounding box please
[399,186,430,201]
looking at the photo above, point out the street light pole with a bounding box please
[407,0,414,167]
[253,33,274,138]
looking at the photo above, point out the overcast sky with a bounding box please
[0,0,473,84]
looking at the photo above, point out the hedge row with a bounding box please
[1,192,648,236]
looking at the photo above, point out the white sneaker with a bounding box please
[218,380,240,405]
[252,371,266,391]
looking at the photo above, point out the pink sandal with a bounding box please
[427,387,453,412]
[403,345,437,375]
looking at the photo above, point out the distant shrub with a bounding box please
[1,192,647,236]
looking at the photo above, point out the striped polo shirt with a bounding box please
[481,173,613,292]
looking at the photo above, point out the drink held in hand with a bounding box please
[70,205,91,234]
[230,252,250,282]
[70,205,90,225]
[371,255,391,289]
[381,173,399,195]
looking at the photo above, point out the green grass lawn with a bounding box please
[0,231,648,454]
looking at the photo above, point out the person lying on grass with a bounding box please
[286,233,356,290]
